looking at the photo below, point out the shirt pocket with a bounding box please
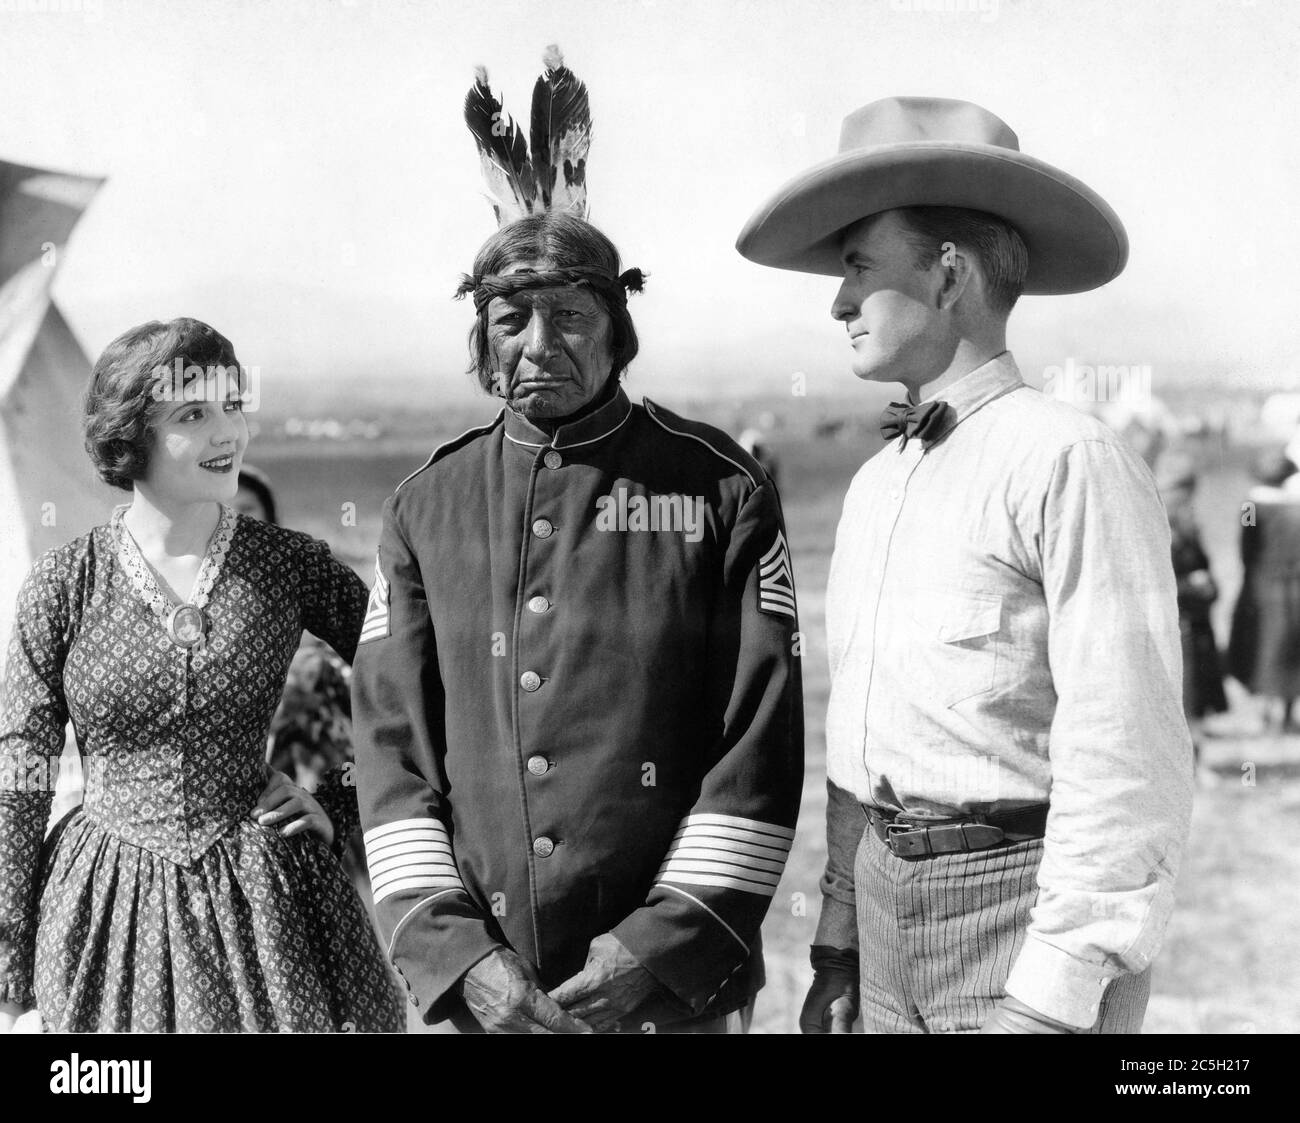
[906,590,1002,708]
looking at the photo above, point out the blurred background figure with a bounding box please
[236,467,367,884]
[737,426,781,487]
[1227,449,1300,733]
[1158,451,1227,777]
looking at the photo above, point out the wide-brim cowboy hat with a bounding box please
[735,96,1127,295]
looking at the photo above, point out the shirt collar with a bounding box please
[502,383,634,450]
[919,350,1025,435]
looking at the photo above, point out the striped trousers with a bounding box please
[853,825,1150,1033]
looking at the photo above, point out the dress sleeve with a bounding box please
[0,552,73,1008]
[299,535,370,663]
[611,478,805,1015]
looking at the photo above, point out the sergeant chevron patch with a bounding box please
[757,530,797,620]
[358,552,390,645]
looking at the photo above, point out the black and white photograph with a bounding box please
[0,0,1291,1089]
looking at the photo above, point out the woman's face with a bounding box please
[141,367,248,505]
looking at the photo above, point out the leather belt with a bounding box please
[863,804,1049,860]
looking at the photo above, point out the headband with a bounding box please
[454,265,646,313]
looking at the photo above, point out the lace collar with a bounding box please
[110,504,238,622]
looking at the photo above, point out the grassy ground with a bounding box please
[255,423,1295,1035]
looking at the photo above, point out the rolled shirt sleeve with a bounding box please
[1005,439,1195,1028]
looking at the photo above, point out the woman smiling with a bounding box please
[0,318,403,1032]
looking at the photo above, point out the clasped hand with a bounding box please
[462,933,661,1033]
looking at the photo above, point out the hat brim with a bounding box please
[735,142,1127,295]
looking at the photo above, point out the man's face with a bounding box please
[487,259,616,421]
[831,210,949,387]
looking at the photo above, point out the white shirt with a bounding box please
[824,351,1194,1027]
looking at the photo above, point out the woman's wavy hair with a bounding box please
[83,318,241,490]
[464,213,639,391]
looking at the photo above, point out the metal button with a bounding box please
[527,595,550,614]
[543,450,562,470]
[532,518,553,539]
[520,670,542,692]
[526,755,549,776]
[533,836,555,857]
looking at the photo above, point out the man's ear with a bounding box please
[935,240,976,311]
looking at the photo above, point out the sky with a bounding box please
[2,0,1297,412]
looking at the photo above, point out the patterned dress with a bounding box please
[0,505,404,1032]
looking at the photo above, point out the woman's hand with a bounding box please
[0,1001,39,1034]
[250,768,334,849]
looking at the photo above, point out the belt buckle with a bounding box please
[884,821,930,858]
[884,817,1006,858]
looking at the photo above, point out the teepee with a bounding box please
[1,159,114,671]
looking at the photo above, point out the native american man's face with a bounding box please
[486,259,616,421]
[831,210,955,394]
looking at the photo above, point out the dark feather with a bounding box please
[464,66,536,223]
[529,45,592,215]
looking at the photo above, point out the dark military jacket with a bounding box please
[351,385,803,1028]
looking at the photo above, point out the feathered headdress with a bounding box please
[464,44,592,226]
[456,46,644,315]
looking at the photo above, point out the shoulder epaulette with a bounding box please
[395,410,505,493]
[641,397,766,487]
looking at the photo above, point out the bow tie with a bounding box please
[879,399,955,448]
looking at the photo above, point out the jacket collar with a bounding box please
[503,383,634,450]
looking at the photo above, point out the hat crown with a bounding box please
[839,97,1019,155]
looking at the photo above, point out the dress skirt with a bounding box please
[34,810,405,1033]
[1227,571,1300,699]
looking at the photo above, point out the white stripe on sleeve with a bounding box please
[363,817,466,904]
